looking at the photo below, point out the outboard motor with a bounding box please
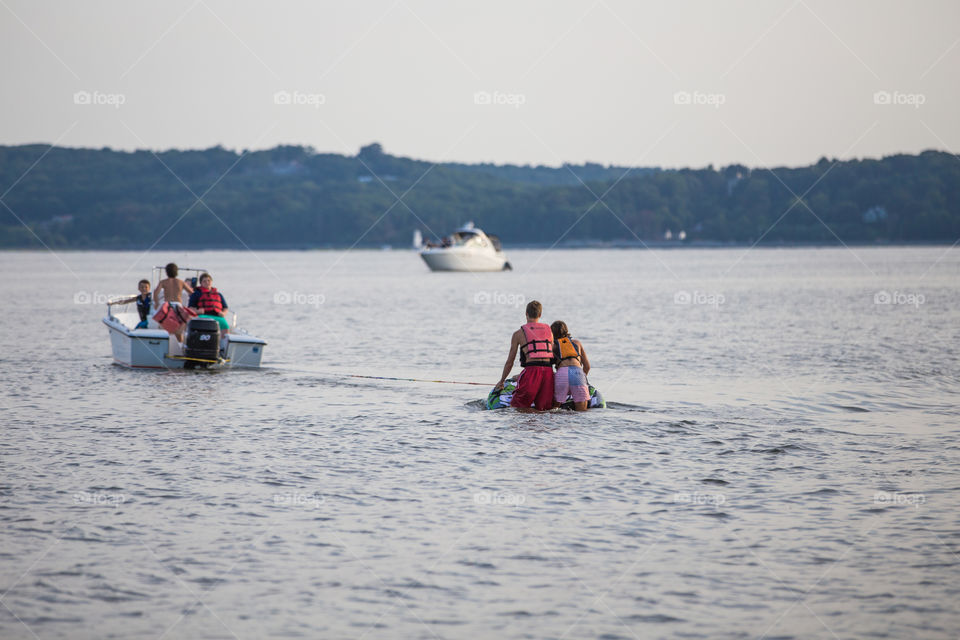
[184,317,221,362]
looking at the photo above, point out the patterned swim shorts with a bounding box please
[554,366,589,404]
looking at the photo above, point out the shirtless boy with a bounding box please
[154,263,193,340]
[155,263,193,307]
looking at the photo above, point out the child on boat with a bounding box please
[154,263,194,340]
[550,320,591,411]
[114,279,152,329]
[155,263,193,308]
[188,272,230,333]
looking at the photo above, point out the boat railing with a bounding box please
[105,295,138,321]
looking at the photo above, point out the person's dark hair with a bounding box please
[165,263,178,277]
[550,320,569,340]
[525,300,542,319]
[138,279,150,287]
[199,272,212,284]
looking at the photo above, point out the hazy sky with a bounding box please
[2,0,958,168]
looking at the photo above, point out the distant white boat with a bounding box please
[419,222,511,272]
[412,229,423,249]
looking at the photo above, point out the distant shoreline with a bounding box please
[2,147,958,249]
[1,241,954,252]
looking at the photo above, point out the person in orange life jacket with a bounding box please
[550,320,591,411]
[115,279,152,329]
[495,300,555,412]
[188,272,229,333]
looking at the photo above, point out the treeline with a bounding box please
[0,142,957,248]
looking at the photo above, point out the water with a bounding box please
[1,247,959,639]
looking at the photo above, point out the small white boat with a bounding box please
[103,266,267,370]
[419,222,512,272]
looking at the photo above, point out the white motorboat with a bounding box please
[103,266,267,369]
[419,222,512,272]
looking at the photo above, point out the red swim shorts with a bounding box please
[510,366,555,411]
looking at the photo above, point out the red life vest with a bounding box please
[520,322,553,367]
[196,287,223,315]
[152,302,196,333]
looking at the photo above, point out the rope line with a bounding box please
[343,374,489,386]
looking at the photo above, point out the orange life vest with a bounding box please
[554,336,582,364]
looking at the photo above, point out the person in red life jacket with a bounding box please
[154,263,194,340]
[188,272,230,333]
[550,320,592,411]
[495,300,555,412]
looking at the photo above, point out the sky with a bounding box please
[1,0,958,169]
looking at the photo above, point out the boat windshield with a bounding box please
[450,231,487,248]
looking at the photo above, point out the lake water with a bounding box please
[1,246,958,639]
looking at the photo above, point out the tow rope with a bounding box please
[343,374,489,386]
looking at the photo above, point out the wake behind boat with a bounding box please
[103,266,266,369]
[419,222,512,272]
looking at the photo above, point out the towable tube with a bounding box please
[485,376,606,410]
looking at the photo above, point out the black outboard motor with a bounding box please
[184,317,221,362]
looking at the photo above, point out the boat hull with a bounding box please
[420,248,508,272]
[103,316,266,369]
